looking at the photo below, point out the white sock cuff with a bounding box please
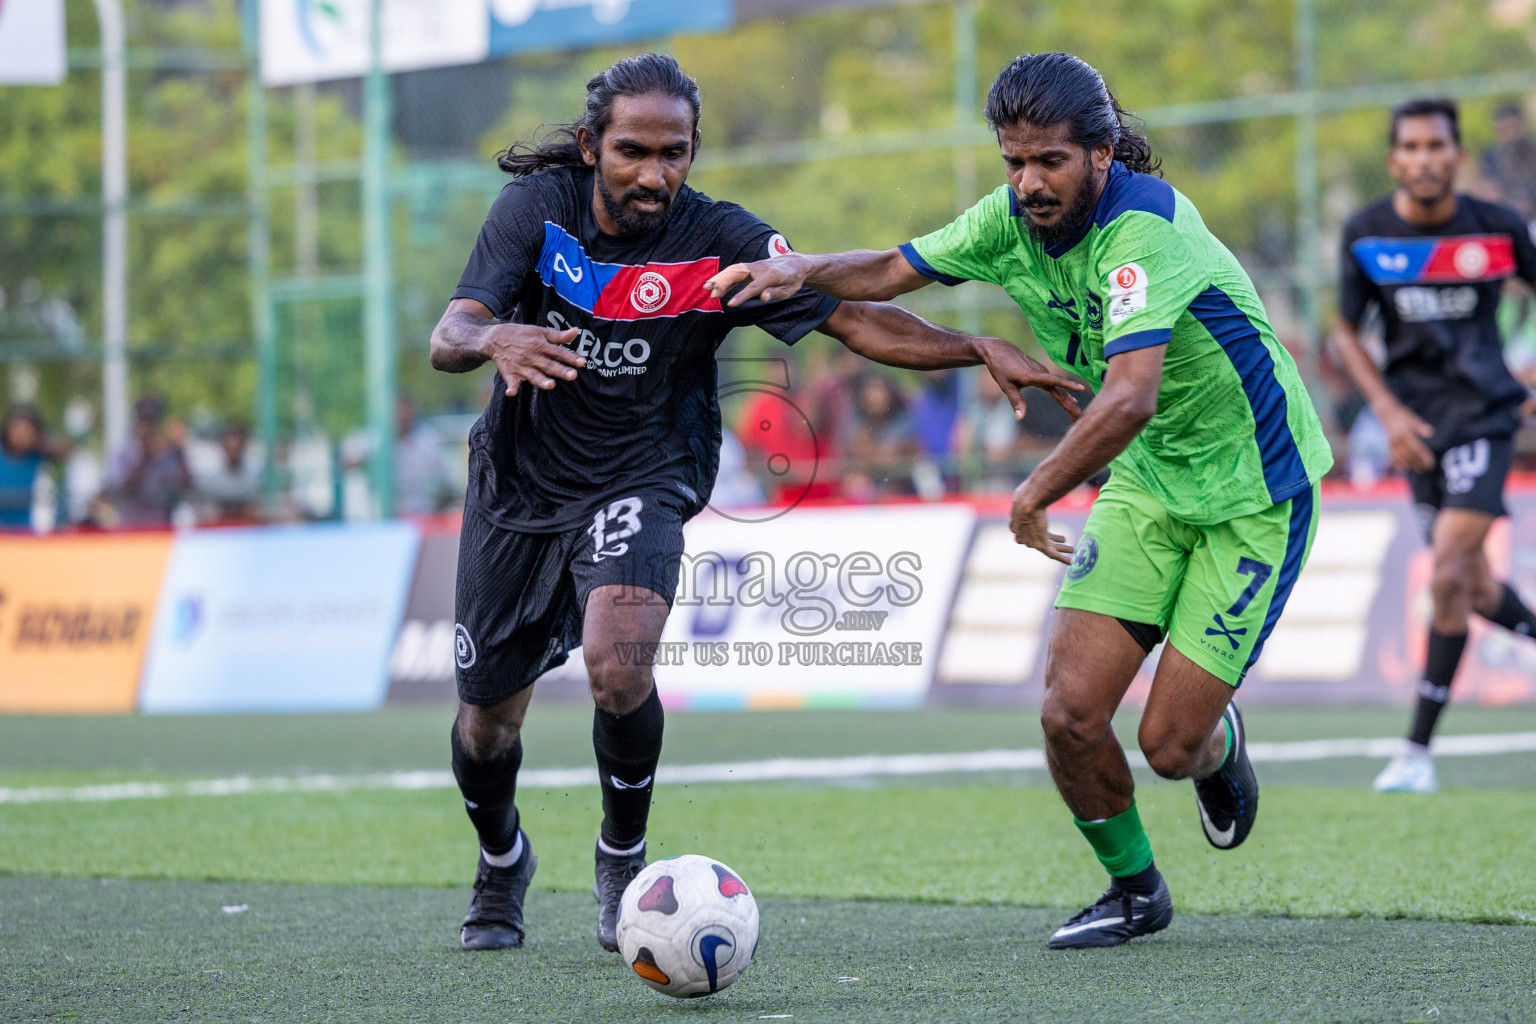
[483,831,524,868]
[597,836,645,858]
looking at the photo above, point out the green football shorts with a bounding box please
[1054,473,1320,687]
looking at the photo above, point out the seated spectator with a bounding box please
[909,369,962,498]
[105,395,192,527]
[735,386,829,505]
[196,420,262,523]
[956,370,1028,492]
[0,405,66,530]
[842,373,918,501]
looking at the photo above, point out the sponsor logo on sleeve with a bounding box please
[766,233,793,258]
[1107,262,1148,327]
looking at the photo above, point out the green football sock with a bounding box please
[1074,800,1155,878]
[1220,716,1233,766]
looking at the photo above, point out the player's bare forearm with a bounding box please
[1333,316,1435,471]
[796,250,929,301]
[819,302,1085,418]
[430,297,583,394]
[704,249,929,305]
[819,301,987,368]
[1013,345,1165,514]
[1332,318,1405,417]
[430,299,496,373]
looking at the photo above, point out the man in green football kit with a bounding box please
[707,52,1333,948]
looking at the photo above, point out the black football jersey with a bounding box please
[1339,195,1536,449]
[452,164,838,532]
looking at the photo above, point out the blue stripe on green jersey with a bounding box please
[898,241,965,286]
[1243,484,1316,678]
[1187,286,1310,504]
[1103,328,1172,357]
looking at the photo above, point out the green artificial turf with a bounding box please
[3,878,1533,1024]
[3,781,1533,924]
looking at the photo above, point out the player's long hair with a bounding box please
[496,53,702,177]
[983,52,1161,177]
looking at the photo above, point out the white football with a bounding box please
[616,854,760,998]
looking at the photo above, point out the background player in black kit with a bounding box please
[428,53,1085,951]
[1335,97,1536,794]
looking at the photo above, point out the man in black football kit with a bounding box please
[1335,98,1536,794]
[428,53,1084,951]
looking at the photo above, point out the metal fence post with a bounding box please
[363,0,396,519]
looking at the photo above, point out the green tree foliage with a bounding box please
[4,0,1535,445]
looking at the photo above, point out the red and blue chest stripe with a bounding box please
[1351,233,1515,285]
[535,222,723,320]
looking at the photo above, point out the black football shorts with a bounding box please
[1407,436,1512,540]
[453,492,686,705]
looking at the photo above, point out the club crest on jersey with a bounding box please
[630,271,671,314]
[1453,241,1490,278]
[1107,262,1147,327]
[766,233,794,258]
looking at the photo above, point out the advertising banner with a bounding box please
[261,0,490,86]
[139,523,419,713]
[0,533,172,713]
[386,524,460,702]
[934,483,1536,707]
[653,504,975,709]
[488,0,731,58]
[0,0,66,85]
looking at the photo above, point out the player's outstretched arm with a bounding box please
[817,302,1084,421]
[429,298,585,396]
[1008,344,1167,564]
[1331,316,1434,472]
[703,249,929,305]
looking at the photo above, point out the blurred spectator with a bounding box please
[909,369,962,498]
[910,369,962,459]
[735,386,829,504]
[394,396,452,516]
[956,369,1027,491]
[801,346,860,455]
[1480,103,1536,221]
[0,405,66,530]
[842,373,918,500]
[105,395,192,526]
[195,421,262,522]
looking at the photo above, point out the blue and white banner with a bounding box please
[139,523,419,713]
[488,0,731,57]
[261,0,733,85]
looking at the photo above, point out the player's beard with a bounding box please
[1021,172,1099,250]
[595,166,672,235]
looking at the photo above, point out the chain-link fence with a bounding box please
[4,0,1535,528]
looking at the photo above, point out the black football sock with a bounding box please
[451,724,522,858]
[1114,861,1163,897]
[1483,583,1536,638]
[1408,631,1468,747]
[593,685,664,851]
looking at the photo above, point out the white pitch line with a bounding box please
[1,732,1533,806]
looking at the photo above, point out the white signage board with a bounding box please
[654,504,975,709]
[261,0,489,86]
[0,0,66,85]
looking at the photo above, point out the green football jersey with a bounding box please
[903,161,1333,525]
